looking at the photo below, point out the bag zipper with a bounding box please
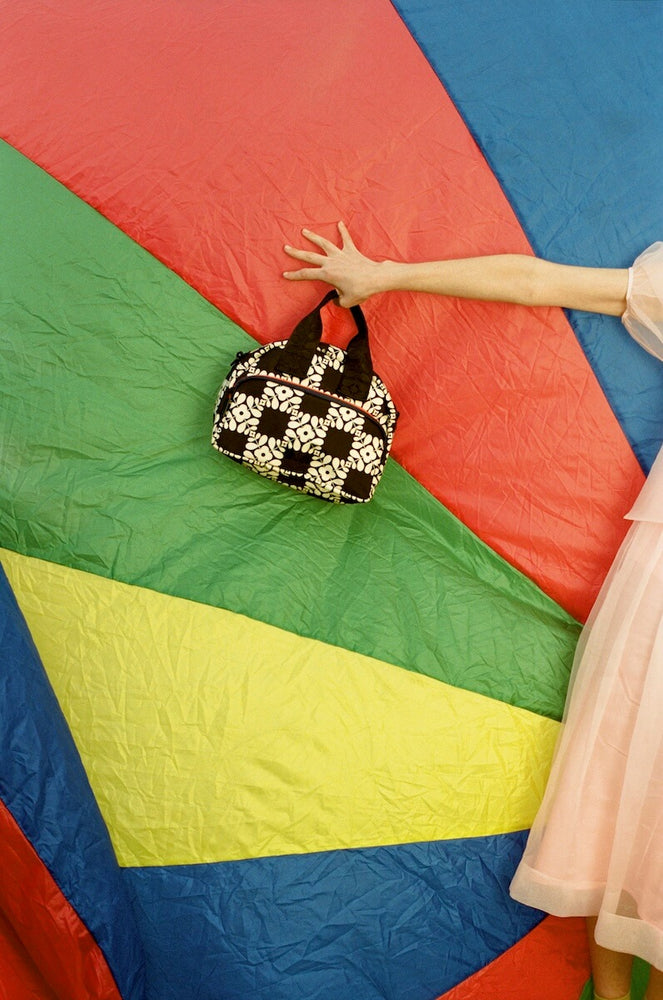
[223,372,391,445]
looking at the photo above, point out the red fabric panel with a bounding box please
[436,916,590,1000]
[0,800,122,1000]
[0,909,59,1000]
[0,0,642,619]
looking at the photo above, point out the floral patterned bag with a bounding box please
[212,291,398,503]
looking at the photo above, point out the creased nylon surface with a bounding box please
[393,0,663,473]
[3,549,558,868]
[1,3,651,995]
[122,836,540,1000]
[0,0,644,619]
[0,139,579,721]
[0,565,144,1000]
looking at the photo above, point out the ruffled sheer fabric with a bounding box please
[627,448,663,524]
[622,242,663,523]
[510,242,663,968]
[622,242,663,363]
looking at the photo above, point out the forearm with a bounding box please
[283,224,629,315]
[370,255,629,316]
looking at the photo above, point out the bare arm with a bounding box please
[283,222,628,316]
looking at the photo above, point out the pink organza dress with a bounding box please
[510,243,663,970]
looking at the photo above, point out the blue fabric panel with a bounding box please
[392,0,663,472]
[124,833,540,1000]
[0,563,145,1000]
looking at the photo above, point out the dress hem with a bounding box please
[511,864,663,971]
[510,861,606,918]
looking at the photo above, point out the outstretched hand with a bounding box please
[283,221,383,307]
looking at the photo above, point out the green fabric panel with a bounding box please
[0,140,580,719]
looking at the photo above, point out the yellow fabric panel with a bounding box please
[2,548,559,868]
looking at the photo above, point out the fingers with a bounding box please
[300,228,339,254]
[284,223,354,260]
[282,222,356,286]
[337,220,356,250]
[282,267,324,282]
[282,244,327,281]
[301,221,356,253]
[283,245,326,265]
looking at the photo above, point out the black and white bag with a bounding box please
[212,291,398,503]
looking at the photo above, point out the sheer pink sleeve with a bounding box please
[621,242,663,361]
[620,244,663,522]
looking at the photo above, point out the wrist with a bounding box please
[369,259,402,296]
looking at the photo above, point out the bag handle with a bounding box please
[267,290,374,402]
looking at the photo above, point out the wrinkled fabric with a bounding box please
[3,548,559,867]
[0,2,661,999]
[124,836,539,1000]
[0,566,145,1000]
[0,141,579,721]
[393,0,663,474]
[0,0,646,620]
